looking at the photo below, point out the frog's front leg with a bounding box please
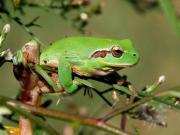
[58,57,78,93]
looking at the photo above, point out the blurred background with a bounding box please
[0,0,180,134]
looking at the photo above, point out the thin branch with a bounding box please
[0,96,60,135]
[12,17,45,46]
[92,88,113,106]
[101,88,180,121]
[100,85,180,122]
[0,95,133,135]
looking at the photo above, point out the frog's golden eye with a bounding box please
[111,46,124,58]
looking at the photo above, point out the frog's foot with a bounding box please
[64,83,78,93]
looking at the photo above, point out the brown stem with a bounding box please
[19,116,33,135]
[120,114,127,131]
[24,104,132,135]
[0,96,60,135]
[101,89,176,122]
[0,96,133,135]
[13,41,41,135]
[120,97,129,131]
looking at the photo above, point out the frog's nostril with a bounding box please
[133,53,137,57]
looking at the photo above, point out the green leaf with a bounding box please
[159,0,180,35]
[139,86,180,110]
[112,84,131,95]
[75,77,97,89]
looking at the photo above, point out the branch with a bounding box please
[12,17,45,46]
[101,88,180,121]
[0,95,133,135]
[0,96,60,135]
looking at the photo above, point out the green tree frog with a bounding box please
[14,37,140,94]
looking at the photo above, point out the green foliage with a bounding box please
[159,0,180,35]
[0,1,180,135]
[0,0,103,34]
[128,0,180,36]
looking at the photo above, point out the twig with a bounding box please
[12,17,45,46]
[92,88,113,106]
[0,95,133,135]
[0,96,60,135]
[101,88,180,122]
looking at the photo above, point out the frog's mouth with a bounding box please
[109,64,136,68]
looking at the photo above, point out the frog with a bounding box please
[13,37,140,94]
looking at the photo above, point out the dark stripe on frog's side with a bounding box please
[90,49,111,58]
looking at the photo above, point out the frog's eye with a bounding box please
[111,46,124,58]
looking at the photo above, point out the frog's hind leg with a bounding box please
[58,57,78,93]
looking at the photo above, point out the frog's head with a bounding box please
[91,39,140,69]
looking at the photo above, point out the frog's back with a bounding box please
[41,37,112,59]
[45,37,114,52]
[40,36,134,62]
